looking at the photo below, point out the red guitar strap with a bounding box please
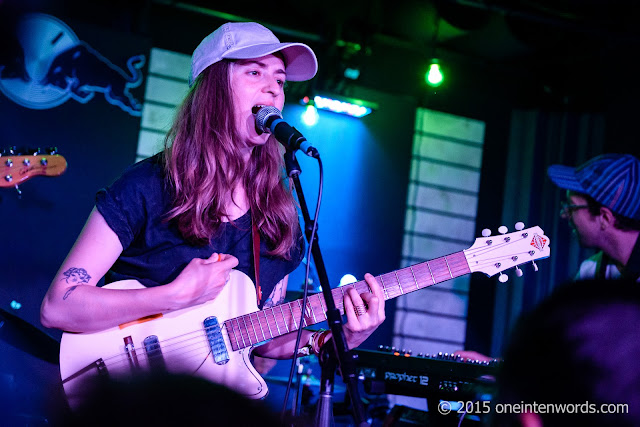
[252,220,262,307]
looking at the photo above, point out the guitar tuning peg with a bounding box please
[498,272,509,283]
[515,222,525,230]
[531,260,538,272]
[498,226,508,234]
[482,228,492,237]
[515,266,523,277]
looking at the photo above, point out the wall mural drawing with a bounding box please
[0,13,145,116]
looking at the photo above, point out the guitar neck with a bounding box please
[224,251,469,351]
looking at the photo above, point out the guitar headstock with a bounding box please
[1,147,67,188]
[464,222,550,281]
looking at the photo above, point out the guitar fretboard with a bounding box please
[224,251,470,351]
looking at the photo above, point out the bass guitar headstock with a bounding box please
[1,147,67,190]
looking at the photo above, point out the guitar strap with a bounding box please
[252,220,262,307]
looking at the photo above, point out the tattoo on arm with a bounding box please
[60,267,92,300]
[63,286,78,300]
[59,267,92,302]
[61,267,92,285]
[263,280,286,309]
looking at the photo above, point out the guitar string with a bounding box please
[94,248,499,371]
[97,325,246,372]
[80,304,320,374]
[71,236,531,376]
[91,306,318,374]
[95,329,216,372]
[80,289,347,375]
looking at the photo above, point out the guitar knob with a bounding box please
[482,228,491,237]
[498,273,508,283]
[515,266,523,277]
[515,222,525,230]
[498,226,508,234]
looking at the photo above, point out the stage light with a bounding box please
[339,274,358,286]
[301,94,376,118]
[344,67,360,80]
[301,104,319,126]
[426,59,443,87]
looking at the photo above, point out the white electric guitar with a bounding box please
[60,224,550,409]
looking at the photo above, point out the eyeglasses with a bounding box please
[559,201,589,219]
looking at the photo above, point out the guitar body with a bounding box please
[58,224,551,411]
[60,270,267,410]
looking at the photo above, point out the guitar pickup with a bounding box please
[143,335,166,371]
[123,336,140,370]
[204,316,229,365]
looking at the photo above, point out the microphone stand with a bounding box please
[283,149,369,427]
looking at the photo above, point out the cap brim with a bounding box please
[547,164,587,192]
[222,42,318,81]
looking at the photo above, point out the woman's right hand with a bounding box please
[167,252,239,310]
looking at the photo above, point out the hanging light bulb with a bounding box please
[425,15,444,88]
[426,59,443,87]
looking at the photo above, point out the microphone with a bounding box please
[255,106,318,157]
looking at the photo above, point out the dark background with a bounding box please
[1,0,639,424]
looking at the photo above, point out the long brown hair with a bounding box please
[163,60,299,258]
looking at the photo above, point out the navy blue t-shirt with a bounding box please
[95,154,303,309]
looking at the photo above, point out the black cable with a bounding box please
[280,153,323,423]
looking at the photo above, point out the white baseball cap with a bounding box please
[189,22,318,86]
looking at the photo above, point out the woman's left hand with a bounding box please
[342,273,386,349]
